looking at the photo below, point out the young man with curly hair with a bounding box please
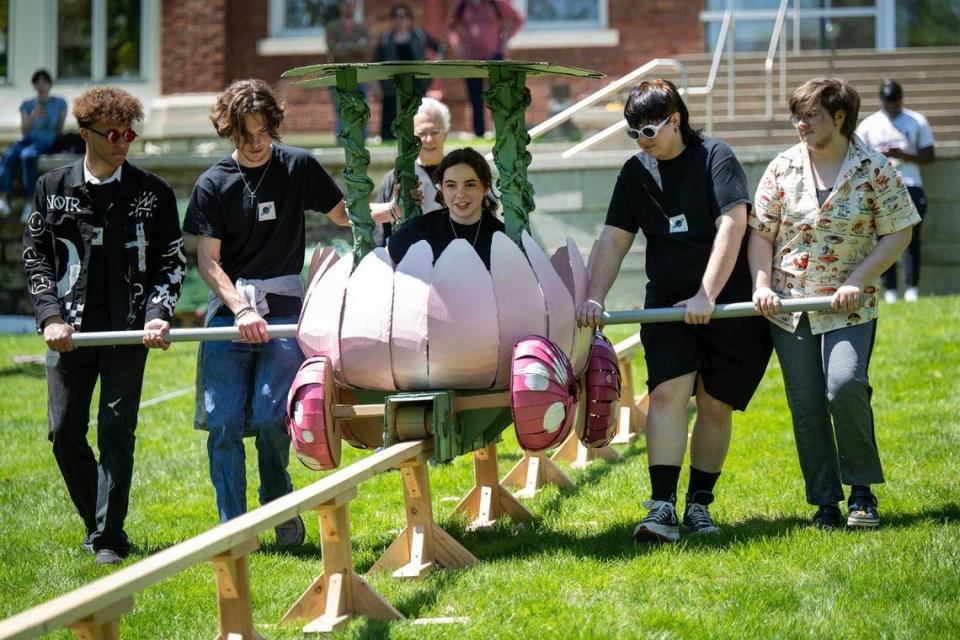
[23,86,185,565]
[183,79,356,545]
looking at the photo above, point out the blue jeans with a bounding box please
[202,314,304,522]
[0,136,54,197]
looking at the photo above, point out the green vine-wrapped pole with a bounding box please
[335,67,375,263]
[391,74,424,225]
[486,65,535,245]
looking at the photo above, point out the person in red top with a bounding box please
[446,0,524,137]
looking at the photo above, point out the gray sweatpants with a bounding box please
[771,314,883,506]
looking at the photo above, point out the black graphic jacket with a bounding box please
[23,159,185,332]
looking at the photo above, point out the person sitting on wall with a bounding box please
[0,69,69,221]
[387,146,503,269]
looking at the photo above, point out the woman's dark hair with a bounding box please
[624,78,701,147]
[433,147,498,217]
[31,69,53,85]
[210,79,285,144]
[390,3,412,18]
[789,77,860,139]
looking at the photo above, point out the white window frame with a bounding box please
[54,0,150,82]
[510,0,619,49]
[699,2,890,51]
[259,0,365,56]
[514,0,607,31]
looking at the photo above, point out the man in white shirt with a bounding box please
[855,80,935,302]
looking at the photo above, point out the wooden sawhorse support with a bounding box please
[551,431,622,470]
[455,443,533,529]
[370,454,478,577]
[501,450,575,498]
[66,596,133,640]
[611,356,648,445]
[282,489,403,633]
[210,537,264,639]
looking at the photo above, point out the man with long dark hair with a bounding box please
[183,79,349,545]
[577,79,771,543]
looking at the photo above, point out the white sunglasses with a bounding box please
[626,116,672,140]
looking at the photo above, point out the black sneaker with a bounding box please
[812,504,843,530]
[847,492,880,528]
[633,499,680,543]
[683,502,720,535]
[275,515,306,547]
[95,549,124,566]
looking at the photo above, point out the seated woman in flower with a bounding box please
[387,146,503,269]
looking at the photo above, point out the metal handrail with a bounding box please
[556,11,735,159]
[764,0,790,120]
[701,10,735,134]
[528,58,688,142]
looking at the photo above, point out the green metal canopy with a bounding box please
[282,59,604,86]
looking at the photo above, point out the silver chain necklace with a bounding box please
[449,214,483,248]
[234,147,273,205]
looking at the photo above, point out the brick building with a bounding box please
[2,1,955,140]
[0,1,707,140]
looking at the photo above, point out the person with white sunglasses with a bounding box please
[577,79,771,543]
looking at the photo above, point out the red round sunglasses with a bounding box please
[88,127,138,145]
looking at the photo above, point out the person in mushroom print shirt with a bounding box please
[748,77,919,532]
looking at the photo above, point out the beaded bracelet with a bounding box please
[233,306,255,324]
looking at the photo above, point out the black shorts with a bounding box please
[639,313,773,411]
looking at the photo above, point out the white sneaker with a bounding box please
[904,287,919,302]
[0,197,10,216]
[884,290,898,304]
[633,499,680,543]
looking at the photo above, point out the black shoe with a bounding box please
[812,504,843,530]
[95,549,124,566]
[847,492,880,528]
[633,498,680,543]
[683,502,720,535]
[275,515,306,547]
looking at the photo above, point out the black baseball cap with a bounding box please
[879,79,903,102]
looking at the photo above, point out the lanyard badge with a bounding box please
[668,214,688,233]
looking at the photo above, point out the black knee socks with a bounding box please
[648,465,681,502]
[687,466,721,505]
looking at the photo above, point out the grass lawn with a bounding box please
[1,297,958,639]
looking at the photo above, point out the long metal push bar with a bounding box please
[67,297,837,347]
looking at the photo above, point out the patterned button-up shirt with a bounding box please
[749,135,920,335]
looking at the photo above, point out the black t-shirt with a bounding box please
[605,136,753,303]
[396,41,414,61]
[184,144,343,310]
[82,181,120,331]
[387,209,505,269]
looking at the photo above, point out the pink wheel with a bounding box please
[579,333,621,448]
[287,356,341,470]
[510,335,578,452]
